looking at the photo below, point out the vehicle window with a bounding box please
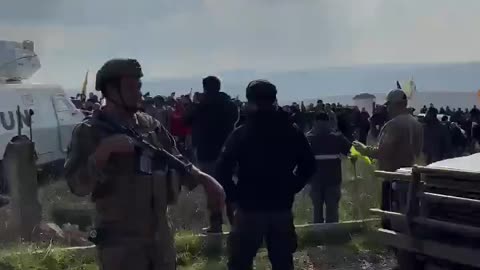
[54,97,72,112]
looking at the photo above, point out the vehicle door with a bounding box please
[51,94,78,153]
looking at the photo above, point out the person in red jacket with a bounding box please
[170,99,192,157]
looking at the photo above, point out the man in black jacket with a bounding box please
[307,112,351,223]
[217,80,316,270]
[184,76,238,233]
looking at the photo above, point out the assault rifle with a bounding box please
[87,114,196,245]
[95,114,193,176]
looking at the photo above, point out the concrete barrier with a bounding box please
[4,218,379,257]
[2,135,42,241]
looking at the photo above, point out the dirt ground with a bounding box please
[244,245,396,270]
[305,246,396,270]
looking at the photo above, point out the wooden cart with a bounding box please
[371,166,480,269]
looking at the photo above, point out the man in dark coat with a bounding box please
[217,80,316,270]
[184,76,238,232]
[307,112,351,223]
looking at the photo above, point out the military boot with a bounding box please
[203,212,223,234]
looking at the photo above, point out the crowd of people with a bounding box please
[65,59,480,270]
[70,89,480,167]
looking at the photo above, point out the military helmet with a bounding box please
[95,58,143,92]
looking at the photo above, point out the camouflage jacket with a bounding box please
[64,110,198,237]
[366,114,424,172]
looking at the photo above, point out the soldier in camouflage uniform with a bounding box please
[64,58,225,270]
[353,89,424,270]
[353,89,423,172]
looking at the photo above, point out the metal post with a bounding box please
[16,105,21,136]
[28,109,34,141]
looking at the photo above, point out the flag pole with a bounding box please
[81,70,89,98]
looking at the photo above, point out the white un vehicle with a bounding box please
[0,40,84,187]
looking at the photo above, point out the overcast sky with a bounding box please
[1,0,479,89]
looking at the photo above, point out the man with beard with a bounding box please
[353,89,423,270]
[184,76,238,233]
[353,89,423,172]
[216,80,316,270]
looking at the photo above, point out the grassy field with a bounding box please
[0,231,393,270]
[32,156,380,231]
[0,157,385,269]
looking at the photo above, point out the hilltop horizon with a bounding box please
[133,61,480,102]
[62,61,480,108]
[60,61,480,110]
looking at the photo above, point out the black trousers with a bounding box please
[310,184,341,224]
[227,210,297,270]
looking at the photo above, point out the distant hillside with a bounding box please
[125,62,480,105]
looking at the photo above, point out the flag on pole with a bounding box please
[81,70,89,97]
[403,78,417,100]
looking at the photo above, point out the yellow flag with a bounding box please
[403,78,416,100]
[81,70,89,96]
[350,146,372,165]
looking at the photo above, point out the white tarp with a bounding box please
[394,153,480,174]
[426,153,480,173]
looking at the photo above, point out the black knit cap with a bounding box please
[246,79,277,104]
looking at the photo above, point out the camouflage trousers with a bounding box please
[97,240,176,270]
[227,210,297,270]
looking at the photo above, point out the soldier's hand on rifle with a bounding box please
[94,135,135,168]
[191,166,226,213]
[101,134,136,154]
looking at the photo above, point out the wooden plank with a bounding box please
[370,208,404,218]
[421,192,480,208]
[414,217,480,237]
[370,208,408,231]
[371,208,480,237]
[405,169,422,235]
[375,171,412,181]
[415,166,480,181]
[424,177,480,193]
[375,228,480,267]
